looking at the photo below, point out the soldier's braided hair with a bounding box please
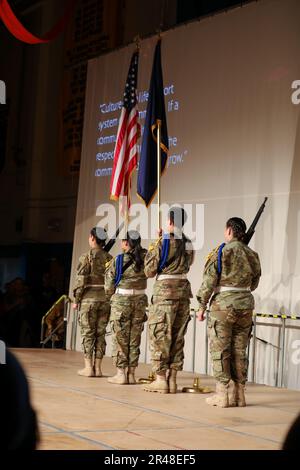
[90,227,107,247]
[226,217,247,241]
[123,230,144,272]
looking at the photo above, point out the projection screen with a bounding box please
[68,0,300,389]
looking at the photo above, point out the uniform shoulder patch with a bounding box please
[79,252,88,261]
[78,252,89,268]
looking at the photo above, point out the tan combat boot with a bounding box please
[230,382,246,407]
[107,368,128,384]
[168,369,177,394]
[94,358,103,377]
[77,357,94,377]
[127,367,136,384]
[206,382,229,408]
[143,371,169,394]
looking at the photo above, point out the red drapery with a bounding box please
[0,0,77,44]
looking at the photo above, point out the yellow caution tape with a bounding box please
[255,313,299,320]
[191,310,299,320]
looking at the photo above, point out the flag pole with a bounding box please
[124,203,129,235]
[157,119,162,230]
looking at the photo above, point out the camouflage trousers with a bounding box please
[208,308,253,385]
[148,297,191,373]
[110,294,147,369]
[78,300,110,359]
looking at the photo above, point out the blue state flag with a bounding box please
[137,39,168,206]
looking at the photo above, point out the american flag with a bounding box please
[110,50,140,213]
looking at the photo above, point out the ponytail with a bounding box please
[123,230,144,271]
[175,234,187,257]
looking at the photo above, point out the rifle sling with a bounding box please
[121,257,135,276]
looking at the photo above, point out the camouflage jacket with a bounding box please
[73,247,112,303]
[144,233,194,299]
[105,249,148,299]
[197,239,261,311]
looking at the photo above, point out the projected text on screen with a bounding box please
[95,83,188,178]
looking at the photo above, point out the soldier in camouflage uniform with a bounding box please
[105,230,148,385]
[143,207,194,394]
[73,227,112,377]
[197,217,261,407]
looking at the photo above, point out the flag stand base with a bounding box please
[138,372,155,384]
[182,377,212,394]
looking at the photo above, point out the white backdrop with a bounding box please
[68,0,300,390]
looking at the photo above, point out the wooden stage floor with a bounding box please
[13,349,300,450]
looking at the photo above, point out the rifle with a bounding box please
[103,221,125,252]
[243,197,268,245]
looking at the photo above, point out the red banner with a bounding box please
[0,0,77,44]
